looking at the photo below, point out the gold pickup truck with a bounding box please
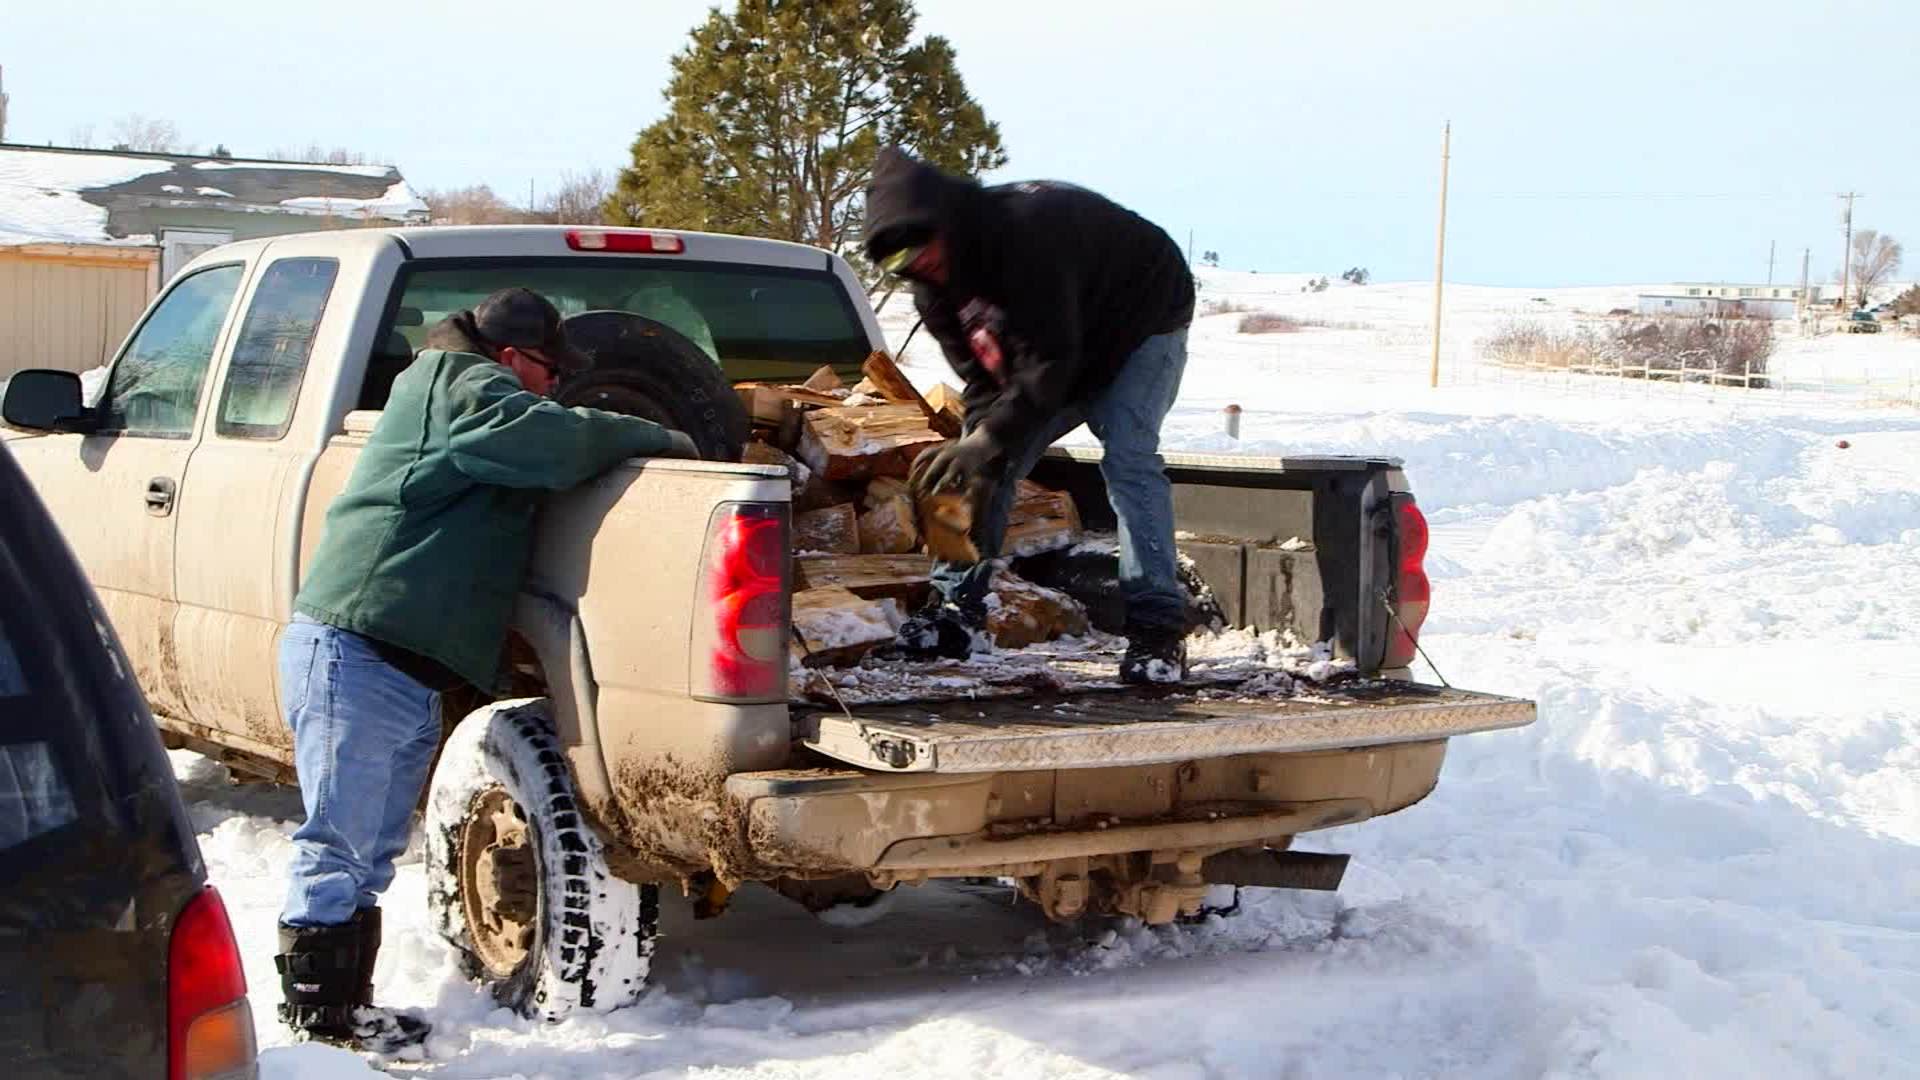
[1,225,1533,1019]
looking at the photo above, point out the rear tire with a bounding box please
[557,310,749,461]
[425,699,658,1020]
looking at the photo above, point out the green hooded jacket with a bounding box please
[295,347,675,690]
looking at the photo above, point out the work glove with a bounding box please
[659,429,701,460]
[910,429,1000,497]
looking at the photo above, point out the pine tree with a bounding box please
[608,0,1006,262]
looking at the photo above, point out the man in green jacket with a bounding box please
[272,288,695,1050]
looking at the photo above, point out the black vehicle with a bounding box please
[0,440,256,1079]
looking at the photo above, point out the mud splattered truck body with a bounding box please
[1,226,1533,1015]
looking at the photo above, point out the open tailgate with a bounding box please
[799,681,1535,773]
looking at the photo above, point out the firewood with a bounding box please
[918,490,980,563]
[1004,486,1082,556]
[986,569,1089,649]
[862,351,961,437]
[863,475,911,507]
[858,492,920,554]
[794,503,859,554]
[741,440,828,504]
[790,586,901,666]
[794,554,932,606]
[924,382,965,434]
[802,365,845,393]
[736,382,844,426]
[795,404,946,482]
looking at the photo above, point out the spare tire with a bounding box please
[555,310,748,461]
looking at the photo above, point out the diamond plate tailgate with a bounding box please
[800,682,1536,773]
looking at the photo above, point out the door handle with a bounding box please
[145,477,177,516]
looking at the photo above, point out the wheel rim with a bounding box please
[459,788,540,979]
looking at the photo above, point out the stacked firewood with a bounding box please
[737,353,1089,668]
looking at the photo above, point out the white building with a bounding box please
[1635,283,1825,320]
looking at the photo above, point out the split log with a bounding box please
[793,503,860,554]
[918,490,979,564]
[924,382,966,435]
[802,365,845,393]
[795,403,946,482]
[742,440,842,508]
[862,351,961,437]
[986,570,1089,649]
[858,491,920,554]
[790,586,901,666]
[1004,485,1082,556]
[795,553,933,606]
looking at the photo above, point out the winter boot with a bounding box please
[1119,621,1188,685]
[871,601,988,661]
[277,909,430,1053]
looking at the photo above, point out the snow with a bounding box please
[183,269,1917,1077]
[277,181,429,222]
[0,147,172,246]
[197,186,235,198]
[194,159,397,178]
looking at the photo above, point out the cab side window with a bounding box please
[217,258,339,439]
[98,264,245,438]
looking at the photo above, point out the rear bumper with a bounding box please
[725,739,1452,877]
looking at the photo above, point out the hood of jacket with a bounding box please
[863,147,982,261]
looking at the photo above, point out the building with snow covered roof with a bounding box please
[0,143,427,377]
[1635,282,1826,320]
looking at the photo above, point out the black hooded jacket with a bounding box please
[864,149,1194,449]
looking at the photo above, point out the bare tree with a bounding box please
[543,169,612,225]
[420,184,541,225]
[1847,229,1902,308]
[66,124,96,149]
[108,114,180,152]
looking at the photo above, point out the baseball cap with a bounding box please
[470,287,590,375]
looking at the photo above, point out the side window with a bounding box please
[216,258,339,439]
[99,264,245,438]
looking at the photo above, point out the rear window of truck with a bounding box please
[374,259,871,387]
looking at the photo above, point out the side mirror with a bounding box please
[2,370,97,433]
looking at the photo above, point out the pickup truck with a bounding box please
[1,225,1534,1019]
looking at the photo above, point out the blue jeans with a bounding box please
[279,615,443,928]
[933,328,1189,629]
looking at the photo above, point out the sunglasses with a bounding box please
[879,244,928,276]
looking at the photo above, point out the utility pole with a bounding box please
[1187,228,1195,267]
[1429,122,1451,389]
[0,66,10,144]
[1767,239,1775,285]
[1799,247,1810,315]
[1839,191,1859,309]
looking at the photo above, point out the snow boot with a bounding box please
[870,601,988,661]
[1119,621,1188,685]
[277,908,430,1053]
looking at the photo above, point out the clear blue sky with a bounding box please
[6,0,1914,285]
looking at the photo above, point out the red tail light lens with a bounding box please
[1385,495,1430,670]
[168,886,256,1080]
[692,503,789,701]
[566,228,685,254]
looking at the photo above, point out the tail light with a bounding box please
[566,228,685,254]
[168,886,256,1080]
[1384,494,1430,670]
[691,503,789,701]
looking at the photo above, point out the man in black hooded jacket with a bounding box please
[863,147,1196,683]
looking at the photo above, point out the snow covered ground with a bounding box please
[186,271,1918,1078]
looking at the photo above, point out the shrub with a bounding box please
[1239,312,1304,334]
